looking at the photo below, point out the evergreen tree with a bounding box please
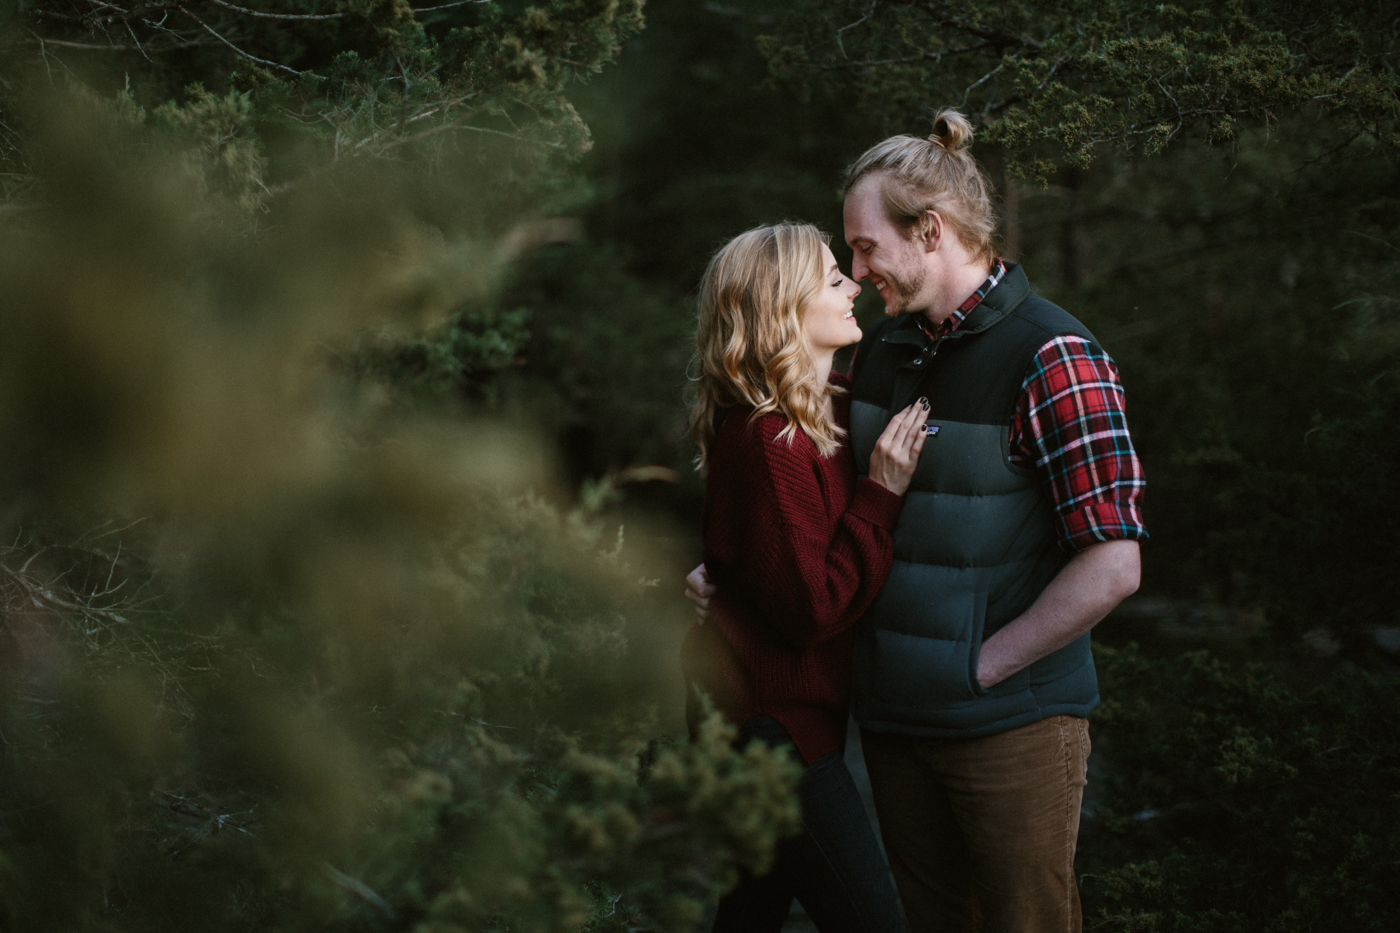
[760,0,1398,175]
[0,5,804,931]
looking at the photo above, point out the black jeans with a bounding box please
[712,715,901,933]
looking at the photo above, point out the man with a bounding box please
[687,109,1145,933]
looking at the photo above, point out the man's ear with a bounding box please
[919,210,944,253]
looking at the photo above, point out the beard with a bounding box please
[878,244,928,315]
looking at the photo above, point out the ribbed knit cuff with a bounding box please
[850,476,905,530]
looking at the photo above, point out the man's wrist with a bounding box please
[976,638,1008,689]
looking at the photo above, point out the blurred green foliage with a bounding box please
[0,489,803,931]
[1088,642,1400,932]
[0,4,804,930]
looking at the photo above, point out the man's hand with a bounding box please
[976,539,1140,689]
[684,563,716,622]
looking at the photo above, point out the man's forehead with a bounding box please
[843,207,872,236]
[843,183,887,241]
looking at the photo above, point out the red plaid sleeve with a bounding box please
[1009,336,1148,552]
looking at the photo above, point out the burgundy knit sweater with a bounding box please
[683,374,904,765]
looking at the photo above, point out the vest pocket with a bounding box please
[869,592,986,708]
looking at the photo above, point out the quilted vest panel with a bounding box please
[848,264,1102,738]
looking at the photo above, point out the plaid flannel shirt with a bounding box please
[922,262,1148,552]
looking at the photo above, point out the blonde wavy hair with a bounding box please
[691,223,845,472]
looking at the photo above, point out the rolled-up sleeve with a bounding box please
[1011,336,1148,552]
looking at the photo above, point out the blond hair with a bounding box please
[844,109,997,265]
[691,223,845,471]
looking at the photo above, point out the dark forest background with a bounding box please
[0,1,1397,930]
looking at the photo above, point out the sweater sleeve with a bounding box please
[722,416,903,650]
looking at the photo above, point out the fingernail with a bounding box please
[920,398,929,411]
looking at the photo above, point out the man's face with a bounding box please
[843,178,929,316]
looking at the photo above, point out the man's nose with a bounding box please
[851,255,871,281]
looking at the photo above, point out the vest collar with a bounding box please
[958,262,1031,336]
[879,315,934,350]
[878,262,1033,351]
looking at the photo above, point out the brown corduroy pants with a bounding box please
[861,715,1091,933]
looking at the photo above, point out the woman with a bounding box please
[684,223,929,933]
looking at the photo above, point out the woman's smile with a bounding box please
[806,243,865,354]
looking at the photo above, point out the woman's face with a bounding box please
[803,243,864,355]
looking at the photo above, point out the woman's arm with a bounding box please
[715,403,928,649]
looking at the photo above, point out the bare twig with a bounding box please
[322,863,397,920]
[74,517,149,546]
[835,0,877,59]
[1036,55,1068,91]
[125,19,155,63]
[205,0,346,21]
[19,34,212,52]
[412,0,491,11]
[960,60,1003,107]
[408,120,563,150]
[0,530,191,713]
[917,7,1043,52]
[180,7,302,75]
[819,40,993,71]
[113,1,182,22]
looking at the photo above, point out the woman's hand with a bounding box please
[684,563,715,622]
[868,398,932,496]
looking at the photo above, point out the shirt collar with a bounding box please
[917,259,1006,341]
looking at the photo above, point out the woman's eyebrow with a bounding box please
[828,263,840,276]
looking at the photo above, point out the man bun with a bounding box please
[928,109,973,151]
[844,107,995,264]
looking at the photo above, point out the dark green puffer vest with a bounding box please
[848,263,1100,738]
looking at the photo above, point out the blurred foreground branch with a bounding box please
[0,41,800,931]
